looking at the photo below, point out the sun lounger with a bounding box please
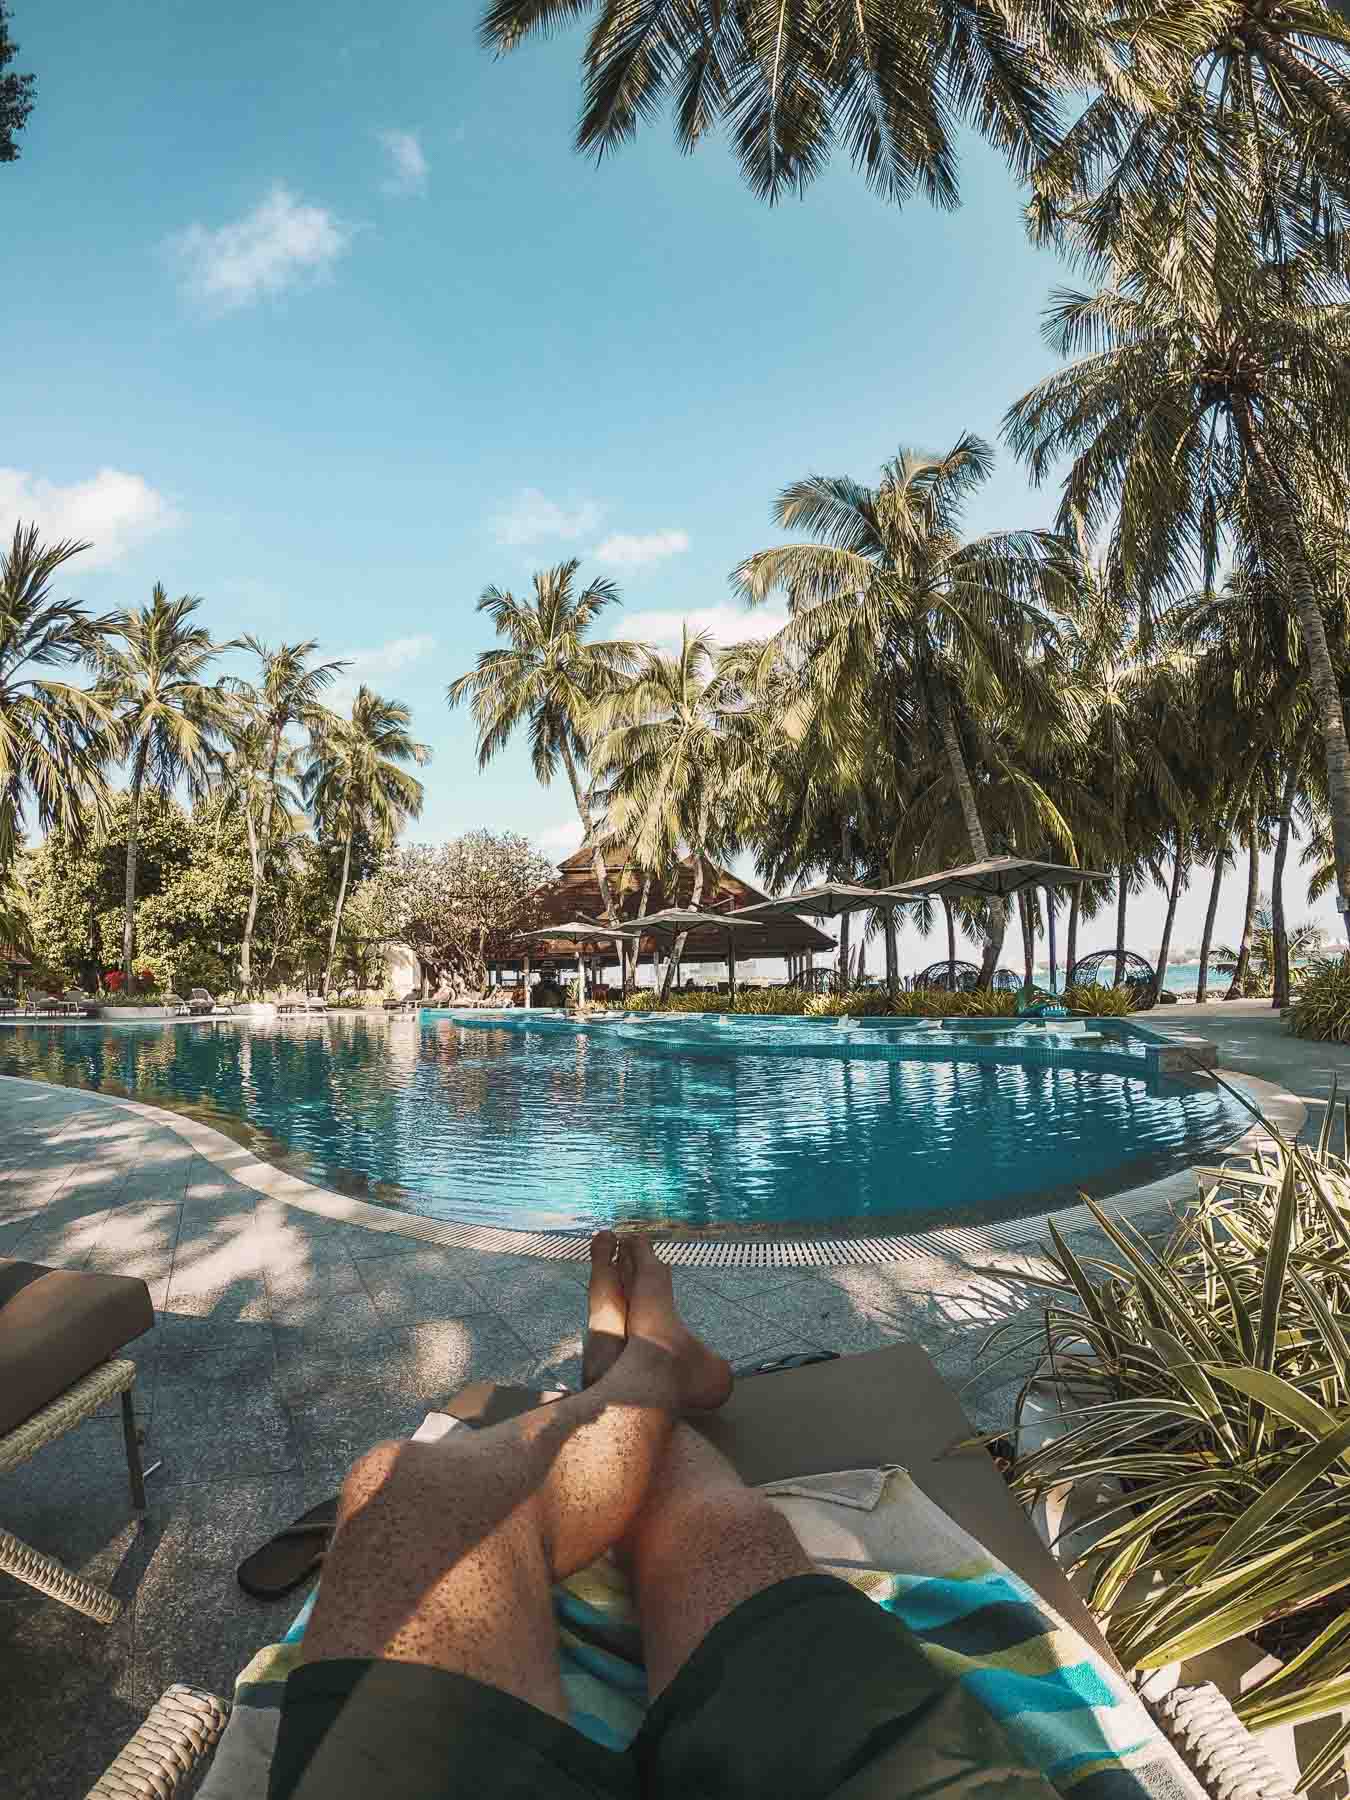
[304,993,328,1012]
[89,1342,1283,1797]
[188,988,216,1016]
[21,992,63,1018]
[162,993,191,1017]
[0,993,19,1016]
[275,992,304,1015]
[60,990,96,1016]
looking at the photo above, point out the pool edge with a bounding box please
[0,1068,1304,1268]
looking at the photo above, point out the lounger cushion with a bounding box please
[0,1259,154,1437]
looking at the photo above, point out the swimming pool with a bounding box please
[0,1012,1248,1237]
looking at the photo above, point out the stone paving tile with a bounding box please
[132,1471,310,1710]
[159,1278,273,1353]
[153,1332,300,1481]
[356,1246,493,1326]
[0,1592,139,1800]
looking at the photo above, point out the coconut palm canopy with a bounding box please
[884,856,1111,903]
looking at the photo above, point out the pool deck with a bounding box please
[0,1018,1318,1795]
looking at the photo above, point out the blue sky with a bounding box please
[6,0,1332,967]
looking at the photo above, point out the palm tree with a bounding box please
[211,715,307,992]
[229,639,348,993]
[448,560,644,918]
[96,587,233,983]
[0,524,116,870]
[303,686,430,996]
[480,0,1079,209]
[1003,219,1350,944]
[733,434,1070,979]
[1031,4,1350,257]
[590,626,747,998]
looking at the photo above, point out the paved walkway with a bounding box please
[0,1076,1077,1798]
[1151,998,1350,1144]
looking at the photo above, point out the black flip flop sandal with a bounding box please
[236,1496,339,1599]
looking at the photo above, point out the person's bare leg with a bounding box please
[610,1248,813,1694]
[581,1227,627,1387]
[301,1232,731,1720]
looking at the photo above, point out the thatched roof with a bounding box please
[506,846,833,965]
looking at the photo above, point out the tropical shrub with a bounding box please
[999,1107,1350,1770]
[905,987,1018,1017]
[1288,956,1350,1042]
[624,987,811,1014]
[803,990,894,1017]
[1062,982,1135,1016]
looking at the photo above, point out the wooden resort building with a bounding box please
[503,844,833,986]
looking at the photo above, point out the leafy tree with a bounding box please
[447,560,642,919]
[351,833,554,994]
[95,587,234,982]
[479,0,1077,209]
[303,685,430,995]
[733,434,1069,979]
[1003,221,1350,943]
[0,523,115,869]
[0,2,34,164]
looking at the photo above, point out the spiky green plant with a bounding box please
[1289,956,1350,1042]
[1000,1088,1350,1772]
[1062,981,1135,1015]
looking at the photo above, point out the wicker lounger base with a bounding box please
[87,1684,232,1799]
[1,1358,143,1622]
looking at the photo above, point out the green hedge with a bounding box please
[621,985,1019,1017]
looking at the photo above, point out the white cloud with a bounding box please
[169,185,352,312]
[591,529,689,570]
[0,468,178,570]
[330,633,437,710]
[536,820,584,858]
[377,129,429,197]
[624,604,789,649]
[489,489,604,547]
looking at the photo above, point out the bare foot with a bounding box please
[582,1230,628,1387]
[620,1234,733,1411]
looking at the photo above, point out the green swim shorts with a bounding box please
[267,1572,1058,1799]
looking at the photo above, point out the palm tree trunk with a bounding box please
[1271,751,1302,1009]
[883,907,898,1000]
[240,800,263,995]
[323,827,354,997]
[1045,886,1057,993]
[1066,888,1080,981]
[1227,807,1261,999]
[660,849,704,1000]
[1245,420,1350,945]
[121,748,147,985]
[1241,25,1350,136]
[1153,844,1186,1004]
[837,822,853,989]
[944,898,956,971]
[838,909,851,989]
[933,679,1004,979]
[1195,850,1225,1006]
[627,870,653,994]
[1114,864,1129,984]
[558,737,616,920]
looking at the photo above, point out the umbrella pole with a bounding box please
[576,948,585,1004]
[1045,885,1057,994]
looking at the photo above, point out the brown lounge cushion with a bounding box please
[0,1259,154,1438]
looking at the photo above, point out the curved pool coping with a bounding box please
[0,1066,1304,1268]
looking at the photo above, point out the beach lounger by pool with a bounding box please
[89,1342,1288,1797]
[21,992,62,1018]
[188,988,216,1015]
[162,993,191,1017]
[304,993,328,1012]
[0,993,19,1016]
[60,990,96,1016]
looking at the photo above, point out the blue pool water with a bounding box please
[0,1014,1248,1235]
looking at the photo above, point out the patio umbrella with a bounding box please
[618,907,766,1005]
[729,882,890,921]
[517,920,636,1005]
[730,881,908,997]
[881,857,1110,993]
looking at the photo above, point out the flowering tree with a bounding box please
[350,831,555,994]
